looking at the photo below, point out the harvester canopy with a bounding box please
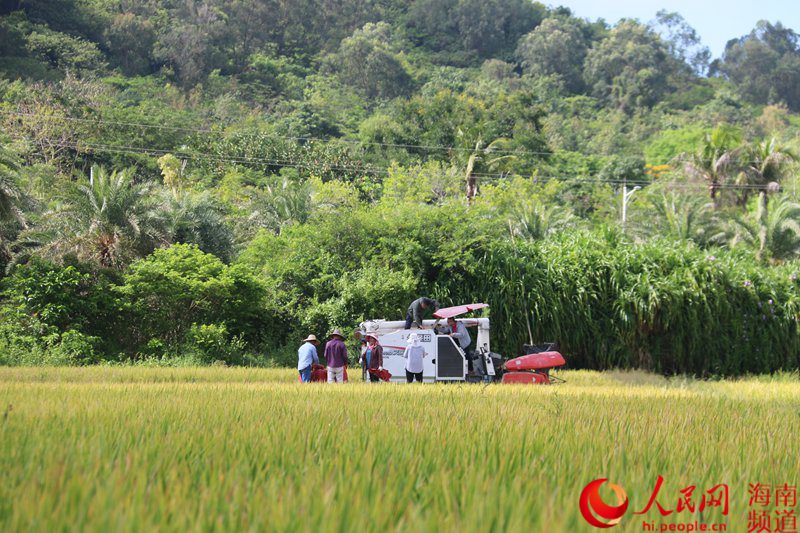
[433,303,489,319]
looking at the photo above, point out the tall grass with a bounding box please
[456,231,800,375]
[1,367,798,532]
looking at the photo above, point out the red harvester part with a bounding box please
[504,351,565,371]
[501,372,551,384]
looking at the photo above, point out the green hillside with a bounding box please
[1,1,799,373]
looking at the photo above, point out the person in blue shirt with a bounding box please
[297,334,320,383]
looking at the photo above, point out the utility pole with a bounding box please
[621,180,641,232]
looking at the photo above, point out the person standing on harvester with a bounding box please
[405,297,440,329]
[297,334,320,383]
[445,317,471,353]
[444,316,474,371]
[403,333,427,383]
[324,329,348,383]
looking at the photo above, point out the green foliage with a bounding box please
[10,0,108,42]
[237,202,504,337]
[629,188,718,245]
[239,52,307,102]
[507,199,579,241]
[1,258,107,331]
[466,232,800,375]
[0,256,117,359]
[405,0,546,62]
[300,266,419,337]
[727,194,800,263]
[0,324,100,366]
[719,21,800,111]
[151,2,226,88]
[681,125,744,205]
[516,17,587,93]
[381,162,462,205]
[20,166,164,268]
[645,126,708,165]
[115,244,269,353]
[104,12,155,75]
[25,27,106,74]
[331,22,413,100]
[652,10,711,76]
[183,323,247,365]
[235,201,800,376]
[584,20,675,111]
[0,10,106,78]
[0,142,26,269]
[161,192,234,263]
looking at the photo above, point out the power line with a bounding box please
[5,108,791,166]
[5,133,783,191]
[0,109,554,156]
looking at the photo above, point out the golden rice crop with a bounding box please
[1,368,798,532]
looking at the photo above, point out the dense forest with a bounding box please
[1,0,800,374]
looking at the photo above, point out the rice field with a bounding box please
[1,367,798,532]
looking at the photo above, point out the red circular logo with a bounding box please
[579,478,629,528]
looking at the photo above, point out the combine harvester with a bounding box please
[358,303,565,384]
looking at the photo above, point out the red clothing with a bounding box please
[366,343,383,369]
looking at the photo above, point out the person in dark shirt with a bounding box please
[324,329,349,383]
[405,297,440,329]
[364,332,384,382]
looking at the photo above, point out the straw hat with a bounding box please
[365,332,379,341]
[301,334,319,344]
[329,329,345,340]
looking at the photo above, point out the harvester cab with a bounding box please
[358,303,566,384]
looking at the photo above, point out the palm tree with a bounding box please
[245,178,311,235]
[157,153,187,199]
[161,191,234,262]
[461,135,516,205]
[0,146,28,268]
[634,190,718,245]
[509,200,578,241]
[727,193,800,263]
[0,146,26,227]
[22,166,165,268]
[681,126,742,207]
[734,138,797,207]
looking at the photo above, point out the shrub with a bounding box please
[184,324,247,366]
[0,257,120,358]
[115,244,269,355]
[0,323,98,366]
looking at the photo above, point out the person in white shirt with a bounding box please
[403,333,427,383]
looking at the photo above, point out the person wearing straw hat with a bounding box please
[403,333,427,383]
[364,332,384,382]
[324,329,349,383]
[297,334,320,383]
